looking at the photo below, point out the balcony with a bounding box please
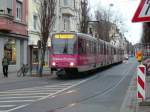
[61,6,75,16]
[0,12,14,32]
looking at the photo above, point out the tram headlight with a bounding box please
[52,62,56,66]
[70,62,74,67]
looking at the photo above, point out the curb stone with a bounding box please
[139,101,150,106]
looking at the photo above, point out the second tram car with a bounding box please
[50,32,124,77]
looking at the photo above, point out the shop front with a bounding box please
[28,32,50,74]
[0,33,28,74]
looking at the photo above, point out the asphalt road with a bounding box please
[0,58,138,112]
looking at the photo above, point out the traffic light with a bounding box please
[136,51,142,62]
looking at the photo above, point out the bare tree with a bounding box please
[38,0,56,76]
[141,22,150,43]
[95,9,112,42]
[79,0,90,33]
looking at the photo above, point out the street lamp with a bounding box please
[108,3,114,22]
[109,3,114,7]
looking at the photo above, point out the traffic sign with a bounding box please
[132,0,150,22]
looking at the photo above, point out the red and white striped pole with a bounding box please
[137,64,146,102]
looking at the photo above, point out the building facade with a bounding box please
[55,0,81,32]
[28,0,44,71]
[0,0,28,73]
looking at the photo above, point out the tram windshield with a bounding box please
[52,34,77,54]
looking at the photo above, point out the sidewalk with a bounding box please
[120,73,137,112]
[0,68,52,84]
[120,66,150,112]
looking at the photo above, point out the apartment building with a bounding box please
[0,0,28,73]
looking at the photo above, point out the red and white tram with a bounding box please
[50,32,124,77]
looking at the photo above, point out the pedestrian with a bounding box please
[2,55,9,77]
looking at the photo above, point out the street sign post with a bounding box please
[137,64,146,102]
[132,0,150,22]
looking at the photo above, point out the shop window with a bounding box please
[4,39,16,65]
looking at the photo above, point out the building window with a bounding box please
[4,39,16,65]
[7,8,12,15]
[63,15,70,31]
[7,0,13,15]
[33,15,38,30]
[63,0,68,6]
[16,0,22,21]
[33,0,40,4]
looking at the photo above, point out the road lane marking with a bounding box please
[0,93,52,97]
[1,88,63,92]
[1,83,76,93]
[0,90,58,94]
[0,105,15,108]
[0,96,43,100]
[0,81,85,112]
[6,104,29,112]
[37,78,91,101]
[0,100,34,103]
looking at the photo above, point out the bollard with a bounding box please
[137,64,146,102]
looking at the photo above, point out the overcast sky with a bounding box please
[89,0,142,44]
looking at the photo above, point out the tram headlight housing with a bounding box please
[70,62,74,67]
[52,62,56,66]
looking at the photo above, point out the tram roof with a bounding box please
[52,32,123,50]
[76,33,97,40]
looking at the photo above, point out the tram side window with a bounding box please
[78,38,87,55]
[99,43,101,54]
[110,46,111,55]
[86,40,90,54]
[90,41,92,54]
[78,38,84,54]
[105,44,107,55]
[112,47,114,55]
[108,46,110,55]
[94,42,96,54]
[92,41,94,54]
[83,39,86,54]
[103,43,105,55]
[98,43,100,54]
[110,46,112,55]
[107,45,109,55]
[92,41,95,54]
[101,42,103,54]
[108,45,110,55]
[114,48,116,55]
